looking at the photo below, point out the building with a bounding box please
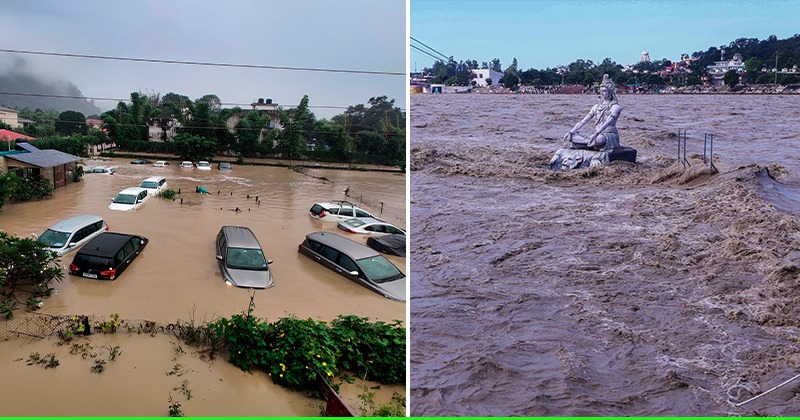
[470,69,504,87]
[1,141,82,190]
[640,48,651,63]
[0,107,21,129]
[147,117,181,142]
[706,50,744,84]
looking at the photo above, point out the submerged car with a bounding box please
[84,166,116,175]
[152,161,170,167]
[337,217,406,235]
[366,233,406,257]
[298,232,405,301]
[309,201,374,222]
[37,214,109,256]
[108,187,149,211]
[196,161,212,170]
[130,159,152,165]
[180,161,194,168]
[218,162,232,171]
[139,176,167,196]
[215,226,274,289]
[69,232,148,280]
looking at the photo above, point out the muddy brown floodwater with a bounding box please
[410,93,800,416]
[0,160,406,416]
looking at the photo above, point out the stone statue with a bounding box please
[549,74,636,170]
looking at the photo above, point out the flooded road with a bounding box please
[410,93,800,416]
[0,159,406,415]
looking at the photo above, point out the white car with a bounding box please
[196,161,211,170]
[108,187,149,211]
[337,217,406,235]
[84,166,116,175]
[180,161,194,168]
[37,214,109,256]
[309,201,375,222]
[152,161,170,167]
[139,176,167,196]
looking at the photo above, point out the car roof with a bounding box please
[315,200,361,208]
[49,214,103,232]
[305,232,378,260]
[118,187,147,195]
[352,217,389,225]
[221,226,262,249]
[78,232,140,257]
[142,176,165,182]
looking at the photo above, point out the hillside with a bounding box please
[0,70,102,116]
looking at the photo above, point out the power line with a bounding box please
[0,48,405,77]
[410,37,450,62]
[410,45,445,63]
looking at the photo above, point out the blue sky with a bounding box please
[410,0,799,72]
[0,0,406,118]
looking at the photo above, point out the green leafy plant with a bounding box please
[90,358,106,374]
[100,313,120,333]
[168,396,184,417]
[25,296,42,311]
[173,380,192,400]
[27,352,59,369]
[0,299,18,319]
[330,315,406,385]
[161,189,177,199]
[207,295,269,371]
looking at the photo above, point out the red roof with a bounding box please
[0,129,34,141]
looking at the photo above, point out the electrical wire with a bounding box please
[0,48,404,77]
[410,37,450,62]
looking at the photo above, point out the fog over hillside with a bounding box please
[0,56,102,116]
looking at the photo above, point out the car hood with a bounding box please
[108,203,135,211]
[224,267,274,289]
[375,277,406,301]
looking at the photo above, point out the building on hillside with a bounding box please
[706,49,744,84]
[0,107,21,129]
[640,48,651,63]
[470,69,504,87]
[0,141,82,190]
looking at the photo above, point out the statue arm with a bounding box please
[569,112,593,135]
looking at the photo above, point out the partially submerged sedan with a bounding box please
[108,187,149,211]
[337,217,406,235]
[215,226,274,289]
[298,232,405,301]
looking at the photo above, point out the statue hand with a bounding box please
[586,133,597,148]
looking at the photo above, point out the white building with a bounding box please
[640,48,651,63]
[706,50,744,84]
[471,69,504,86]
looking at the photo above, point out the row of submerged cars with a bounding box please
[108,176,167,211]
[131,158,231,170]
[36,196,407,300]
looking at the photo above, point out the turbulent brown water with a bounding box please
[410,93,800,416]
[0,160,406,416]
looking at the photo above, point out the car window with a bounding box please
[159,179,165,187]
[365,225,383,232]
[131,237,144,249]
[338,207,354,217]
[38,229,70,248]
[139,191,147,200]
[307,239,323,253]
[123,240,135,256]
[386,226,404,234]
[320,245,339,262]
[74,254,113,270]
[226,248,268,270]
[356,256,403,283]
[339,254,358,273]
[116,248,126,262]
[355,209,372,217]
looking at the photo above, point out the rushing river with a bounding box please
[410,93,800,416]
[0,160,406,416]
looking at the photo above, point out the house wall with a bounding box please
[0,107,21,128]
[471,69,504,86]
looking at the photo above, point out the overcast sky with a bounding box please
[411,0,800,72]
[0,0,406,119]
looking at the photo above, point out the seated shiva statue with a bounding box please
[549,74,635,170]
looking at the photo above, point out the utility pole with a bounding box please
[775,53,778,85]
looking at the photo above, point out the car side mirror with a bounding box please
[349,270,359,276]
[267,259,274,265]
[216,255,223,261]
[68,242,76,247]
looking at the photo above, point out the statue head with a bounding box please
[599,74,617,102]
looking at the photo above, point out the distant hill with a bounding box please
[0,70,102,116]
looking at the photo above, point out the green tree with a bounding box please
[723,69,740,87]
[55,110,87,136]
[0,231,63,316]
[743,57,762,84]
[485,78,493,86]
[314,120,352,162]
[172,133,218,162]
[235,110,270,158]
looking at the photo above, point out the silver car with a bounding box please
[298,232,405,301]
[37,214,109,256]
[215,226,274,289]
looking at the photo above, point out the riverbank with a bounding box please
[450,83,800,95]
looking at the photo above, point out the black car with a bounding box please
[69,232,148,280]
[131,159,153,164]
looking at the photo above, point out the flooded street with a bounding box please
[410,93,800,416]
[0,160,406,415]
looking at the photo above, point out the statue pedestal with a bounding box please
[549,147,637,170]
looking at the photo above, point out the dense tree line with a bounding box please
[422,33,800,88]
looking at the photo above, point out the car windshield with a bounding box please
[198,162,209,166]
[140,181,158,188]
[38,229,70,248]
[112,193,137,205]
[343,219,366,228]
[226,248,268,270]
[356,256,403,283]
[220,163,230,168]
